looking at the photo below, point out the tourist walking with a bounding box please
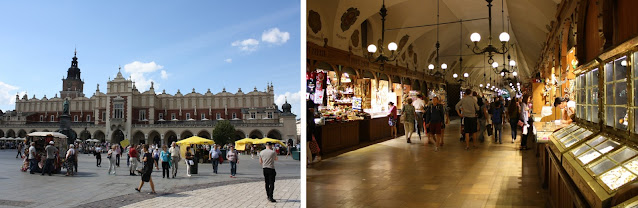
[169,142,180,178]
[425,97,445,151]
[28,142,37,174]
[492,96,505,144]
[413,94,426,141]
[456,89,480,150]
[185,146,194,177]
[160,145,170,179]
[227,145,239,178]
[402,98,416,144]
[65,144,76,176]
[508,98,521,143]
[129,145,139,176]
[477,95,489,143]
[16,142,23,158]
[210,145,221,174]
[135,144,157,194]
[387,102,398,138]
[115,144,121,167]
[153,147,160,170]
[42,141,57,176]
[107,145,117,175]
[260,142,278,202]
[94,146,102,167]
[520,94,532,150]
[126,145,131,167]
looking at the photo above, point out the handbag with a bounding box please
[517,120,525,127]
[309,135,321,154]
[388,117,395,126]
[187,160,194,165]
[486,124,493,136]
[399,114,405,123]
[218,156,224,164]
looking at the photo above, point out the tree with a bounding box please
[212,120,236,146]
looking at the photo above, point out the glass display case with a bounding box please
[570,135,621,165]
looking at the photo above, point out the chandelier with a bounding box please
[470,0,510,64]
[426,0,447,78]
[366,0,400,71]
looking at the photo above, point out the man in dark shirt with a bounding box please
[425,97,446,152]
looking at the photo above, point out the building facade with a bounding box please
[0,52,297,146]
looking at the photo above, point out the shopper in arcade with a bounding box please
[387,102,398,139]
[456,89,480,150]
[413,94,426,141]
[554,97,574,124]
[425,96,445,151]
[491,96,506,144]
[507,98,521,143]
[520,94,533,150]
[402,98,416,144]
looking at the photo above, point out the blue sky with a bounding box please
[0,1,301,116]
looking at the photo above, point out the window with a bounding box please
[604,57,628,130]
[171,113,176,120]
[139,110,146,121]
[267,112,273,119]
[74,115,79,122]
[232,112,237,119]
[216,113,221,120]
[40,115,44,122]
[633,52,638,133]
[250,112,256,119]
[576,68,599,123]
[51,115,54,122]
[186,113,191,120]
[102,112,106,121]
[87,115,91,122]
[201,113,206,120]
[159,113,164,120]
[114,103,124,119]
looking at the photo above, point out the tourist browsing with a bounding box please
[260,142,278,203]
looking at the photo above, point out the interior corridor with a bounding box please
[307,119,547,208]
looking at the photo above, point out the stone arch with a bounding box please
[235,130,246,140]
[42,129,50,132]
[248,129,263,139]
[180,130,193,140]
[29,129,37,133]
[165,131,178,145]
[94,130,106,142]
[148,130,161,146]
[197,130,211,139]
[132,131,145,145]
[69,129,77,141]
[17,129,27,138]
[79,130,92,140]
[111,129,125,144]
[6,129,15,138]
[266,129,282,140]
[413,80,421,91]
[0,130,4,138]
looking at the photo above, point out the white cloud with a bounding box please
[161,70,169,80]
[124,61,164,91]
[275,90,302,116]
[0,82,19,106]
[231,38,259,52]
[225,58,232,63]
[261,28,290,44]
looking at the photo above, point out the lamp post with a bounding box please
[469,0,510,64]
[366,0,400,70]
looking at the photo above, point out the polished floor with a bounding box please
[307,119,547,208]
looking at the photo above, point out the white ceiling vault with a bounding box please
[307,0,559,86]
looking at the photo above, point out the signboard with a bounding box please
[352,97,362,110]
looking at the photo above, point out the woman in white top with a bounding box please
[65,144,76,176]
[107,145,118,175]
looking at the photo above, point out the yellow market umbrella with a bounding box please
[234,138,257,151]
[120,139,130,148]
[253,138,286,146]
[176,136,215,145]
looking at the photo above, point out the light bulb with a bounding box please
[492,62,499,68]
[441,63,447,69]
[487,83,491,87]
[621,60,628,67]
[464,73,469,78]
[428,64,434,70]
[517,82,520,86]
[367,44,377,53]
[479,84,483,87]
[512,72,518,77]
[509,60,516,66]
[470,33,481,42]
[453,73,458,78]
[388,42,398,51]
[501,72,505,77]
[499,32,510,42]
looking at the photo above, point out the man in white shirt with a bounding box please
[260,142,278,202]
[413,94,426,141]
[28,142,37,174]
[169,142,180,178]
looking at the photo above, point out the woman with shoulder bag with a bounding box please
[185,146,193,177]
[507,99,520,143]
[520,95,532,150]
[402,98,416,144]
[107,145,117,175]
[135,144,157,194]
[227,146,239,178]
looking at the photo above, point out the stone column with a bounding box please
[144,134,149,145]
[161,134,165,146]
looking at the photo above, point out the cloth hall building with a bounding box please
[0,52,297,146]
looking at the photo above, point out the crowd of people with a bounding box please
[391,89,536,151]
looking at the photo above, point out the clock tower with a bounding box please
[60,49,85,99]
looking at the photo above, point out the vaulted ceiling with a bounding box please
[307,0,560,86]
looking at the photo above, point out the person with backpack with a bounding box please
[476,94,489,143]
[491,96,506,144]
[425,97,446,151]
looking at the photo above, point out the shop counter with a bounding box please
[314,120,360,155]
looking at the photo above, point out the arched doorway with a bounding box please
[6,129,15,138]
[165,131,177,145]
[30,129,37,133]
[197,130,211,139]
[79,130,92,141]
[234,130,246,140]
[17,129,27,138]
[94,130,106,142]
[132,131,145,145]
[248,130,263,139]
[180,130,193,140]
[148,131,161,146]
[0,130,4,138]
[266,129,282,140]
[111,129,124,144]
